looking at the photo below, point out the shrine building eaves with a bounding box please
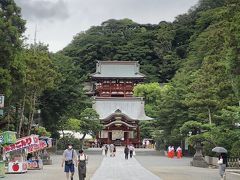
[92,97,153,121]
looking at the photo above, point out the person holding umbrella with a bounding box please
[218,153,228,180]
[212,147,228,180]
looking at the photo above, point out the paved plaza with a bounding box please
[2,148,234,180]
[136,155,219,180]
[4,154,102,180]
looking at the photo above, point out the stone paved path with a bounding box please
[91,148,161,180]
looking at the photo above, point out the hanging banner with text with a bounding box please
[3,135,39,153]
[27,140,48,153]
[0,95,4,108]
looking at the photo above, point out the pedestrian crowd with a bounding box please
[102,144,116,157]
[102,143,136,160]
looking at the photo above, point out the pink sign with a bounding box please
[4,135,39,153]
[27,140,47,153]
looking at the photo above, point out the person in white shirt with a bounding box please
[167,145,171,158]
[110,144,114,157]
[62,144,78,180]
[129,144,135,158]
[146,140,150,148]
[176,146,182,158]
[78,149,88,180]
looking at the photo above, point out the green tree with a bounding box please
[40,53,88,137]
[17,46,57,136]
[0,0,25,96]
[66,108,102,148]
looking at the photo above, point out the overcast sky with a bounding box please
[15,0,199,52]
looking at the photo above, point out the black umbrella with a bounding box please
[212,147,227,153]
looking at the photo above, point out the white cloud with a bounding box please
[16,0,199,52]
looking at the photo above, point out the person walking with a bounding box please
[78,149,88,180]
[129,144,134,158]
[176,146,182,159]
[124,145,129,160]
[113,145,116,157]
[167,145,170,158]
[62,143,78,180]
[218,153,227,180]
[170,146,175,158]
[104,144,108,156]
[110,144,114,157]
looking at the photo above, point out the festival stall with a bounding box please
[3,135,39,173]
[39,137,53,165]
[1,134,53,173]
[26,139,48,170]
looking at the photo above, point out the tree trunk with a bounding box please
[80,133,87,149]
[61,128,65,138]
[18,94,26,138]
[28,92,37,135]
[208,107,212,124]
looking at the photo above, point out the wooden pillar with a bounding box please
[126,132,129,145]
[110,80,112,96]
[99,80,103,96]
[124,80,126,97]
[96,131,99,139]
[137,124,140,147]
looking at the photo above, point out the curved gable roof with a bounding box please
[93,97,153,121]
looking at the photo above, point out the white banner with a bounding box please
[0,95,4,108]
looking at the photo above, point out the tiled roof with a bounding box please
[91,61,145,78]
[93,97,153,121]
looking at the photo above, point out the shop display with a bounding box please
[1,134,53,174]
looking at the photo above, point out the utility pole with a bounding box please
[34,24,37,53]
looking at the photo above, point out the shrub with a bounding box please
[230,141,240,157]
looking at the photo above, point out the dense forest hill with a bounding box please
[59,0,230,83]
[43,0,240,155]
[0,0,240,155]
[61,19,175,83]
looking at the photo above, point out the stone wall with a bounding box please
[204,156,218,166]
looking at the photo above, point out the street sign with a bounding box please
[0,95,4,108]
